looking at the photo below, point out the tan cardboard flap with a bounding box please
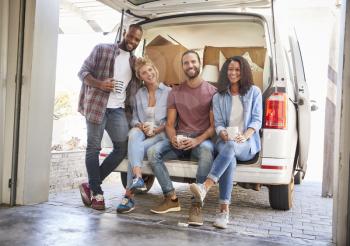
[147,35,173,46]
[203,46,266,68]
[145,35,188,85]
[203,46,266,90]
[252,71,263,91]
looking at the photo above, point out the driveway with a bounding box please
[0,180,333,246]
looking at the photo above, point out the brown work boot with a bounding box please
[188,202,203,226]
[150,196,181,214]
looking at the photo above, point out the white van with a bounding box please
[99,0,316,210]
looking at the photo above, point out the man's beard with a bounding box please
[119,40,134,52]
[185,67,200,79]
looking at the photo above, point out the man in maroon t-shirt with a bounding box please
[148,50,217,226]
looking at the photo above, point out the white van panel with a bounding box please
[113,157,292,185]
[262,129,295,158]
[235,158,293,184]
[114,159,197,178]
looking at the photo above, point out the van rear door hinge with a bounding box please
[8,178,13,188]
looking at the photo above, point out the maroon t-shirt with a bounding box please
[167,80,217,137]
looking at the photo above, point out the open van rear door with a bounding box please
[98,0,271,17]
[289,32,311,175]
[99,0,275,46]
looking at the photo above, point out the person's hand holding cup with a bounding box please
[176,135,188,149]
[143,122,155,137]
[226,126,239,141]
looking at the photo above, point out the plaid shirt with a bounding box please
[77,42,141,124]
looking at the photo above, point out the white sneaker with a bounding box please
[213,211,229,229]
[94,194,104,201]
[189,183,207,206]
[91,194,105,210]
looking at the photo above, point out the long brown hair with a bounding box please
[217,56,253,95]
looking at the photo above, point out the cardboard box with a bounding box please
[145,35,188,85]
[203,46,266,69]
[252,71,264,91]
[203,45,266,90]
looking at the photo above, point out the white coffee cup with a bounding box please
[113,80,123,93]
[226,126,239,140]
[144,121,155,135]
[176,134,188,148]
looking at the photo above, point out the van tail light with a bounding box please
[260,165,287,170]
[264,92,287,129]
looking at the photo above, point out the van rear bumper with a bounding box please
[113,157,293,186]
[234,157,294,185]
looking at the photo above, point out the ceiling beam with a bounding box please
[60,0,104,32]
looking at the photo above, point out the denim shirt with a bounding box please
[213,85,263,155]
[131,82,172,127]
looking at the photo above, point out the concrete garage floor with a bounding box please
[0,181,333,246]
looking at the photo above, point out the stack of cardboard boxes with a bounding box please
[144,36,266,90]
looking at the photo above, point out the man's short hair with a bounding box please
[181,50,201,64]
[129,24,143,33]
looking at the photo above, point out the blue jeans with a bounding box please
[148,139,214,195]
[85,108,129,195]
[126,128,167,188]
[208,140,255,205]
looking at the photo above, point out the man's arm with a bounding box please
[166,108,180,149]
[78,44,114,92]
[182,110,215,150]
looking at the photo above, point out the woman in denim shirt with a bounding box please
[117,57,171,213]
[190,56,262,228]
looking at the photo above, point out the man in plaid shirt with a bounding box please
[77,24,143,210]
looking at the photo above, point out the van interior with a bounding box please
[137,15,272,92]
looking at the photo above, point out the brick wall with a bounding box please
[50,150,120,193]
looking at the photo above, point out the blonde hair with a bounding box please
[134,57,159,82]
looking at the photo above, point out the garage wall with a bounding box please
[15,0,59,204]
[333,1,350,244]
[0,0,59,205]
[0,0,9,204]
[1,0,19,205]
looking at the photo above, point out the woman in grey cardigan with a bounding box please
[117,57,171,214]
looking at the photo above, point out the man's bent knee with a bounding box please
[198,140,214,153]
